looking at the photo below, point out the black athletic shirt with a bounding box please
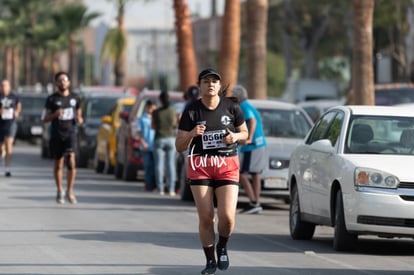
[0,93,20,130]
[45,92,81,139]
[178,97,245,156]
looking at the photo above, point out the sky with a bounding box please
[83,0,225,29]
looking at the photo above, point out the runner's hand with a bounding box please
[224,128,237,144]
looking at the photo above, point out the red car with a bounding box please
[115,90,184,181]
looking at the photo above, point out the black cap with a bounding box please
[198,68,221,83]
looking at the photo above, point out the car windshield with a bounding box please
[85,97,117,118]
[346,115,414,155]
[258,108,311,138]
[20,95,46,112]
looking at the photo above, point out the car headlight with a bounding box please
[269,158,289,169]
[355,168,399,189]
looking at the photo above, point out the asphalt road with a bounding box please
[0,141,413,275]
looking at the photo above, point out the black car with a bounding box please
[16,92,48,144]
[76,91,129,168]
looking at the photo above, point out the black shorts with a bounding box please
[49,135,76,159]
[0,122,17,143]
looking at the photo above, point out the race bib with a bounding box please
[202,130,227,150]
[59,107,74,120]
[1,108,13,120]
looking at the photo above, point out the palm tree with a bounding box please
[245,0,268,100]
[52,4,100,88]
[352,0,375,105]
[0,0,32,87]
[219,0,241,96]
[101,0,133,86]
[173,0,198,92]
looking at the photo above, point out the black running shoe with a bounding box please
[5,172,11,177]
[201,260,217,275]
[216,246,229,270]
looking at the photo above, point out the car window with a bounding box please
[306,111,337,144]
[259,108,311,138]
[346,115,414,155]
[120,104,133,113]
[135,98,183,119]
[325,111,344,146]
[20,95,46,112]
[84,97,118,118]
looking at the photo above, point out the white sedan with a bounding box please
[288,105,414,251]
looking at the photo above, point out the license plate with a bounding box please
[264,178,287,189]
[30,126,43,135]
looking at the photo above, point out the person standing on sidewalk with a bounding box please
[0,79,21,177]
[42,71,83,204]
[175,68,248,275]
[137,100,156,191]
[152,90,177,196]
[232,85,267,214]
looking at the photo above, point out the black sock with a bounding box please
[217,235,229,250]
[203,245,216,263]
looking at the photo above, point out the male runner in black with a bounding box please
[42,72,83,204]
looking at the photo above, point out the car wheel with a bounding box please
[76,150,88,168]
[122,148,136,181]
[334,190,358,251]
[123,162,137,181]
[104,148,114,174]
[41,145,49,159]
[179,163,193,201]
[114,162,123,179]
[289,184,315,240]
[94,151,105,173]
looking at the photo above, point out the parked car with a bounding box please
[76,91,132,168]
[94,96,136,174]
[177,99,314,202]
[374,83,414,105]
[288,105,414,251]
[282,78,339,103]
[115,90,184,181]
[16,92,47,144]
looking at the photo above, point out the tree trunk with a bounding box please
[174,0,198,92]
[12,46,20,89]
[219,0,241,96]
[40,51,49,89]
[24,44,32,86]
[114,0,127,86]
[69,35,78,88]
[246,0,268,100]
[352,0,375,105]
[3,46,12,82]
[283,0,292,80]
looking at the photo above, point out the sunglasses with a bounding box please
[57,77,69,82]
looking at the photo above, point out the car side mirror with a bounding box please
[101,115,112,124]
[119,111,129,122]
[310,139,335,154]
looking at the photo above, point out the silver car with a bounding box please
[241,100,313,202]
